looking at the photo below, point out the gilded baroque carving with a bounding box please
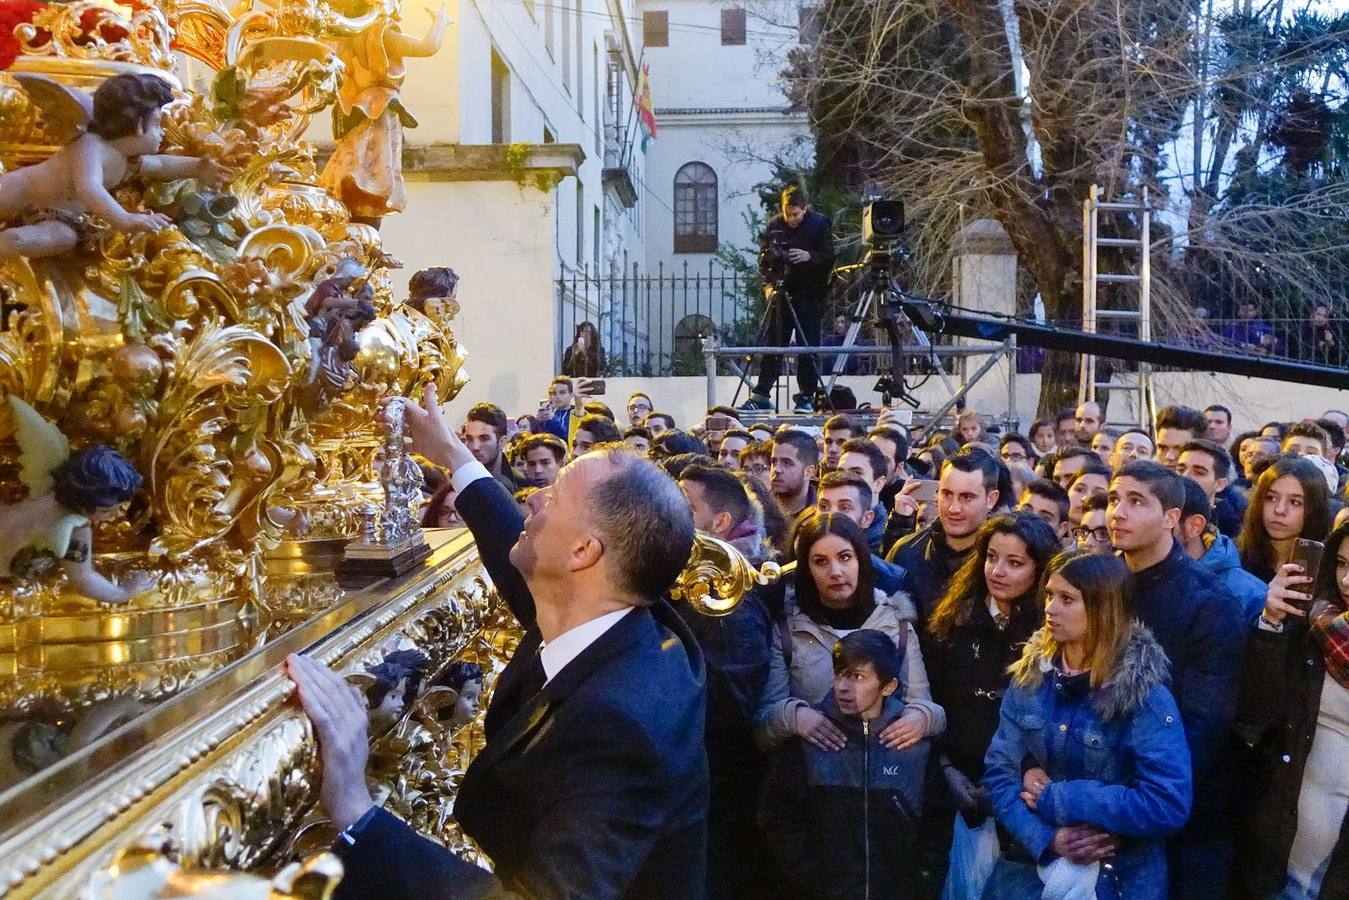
[0,1,779,896]
[0,0,467,714]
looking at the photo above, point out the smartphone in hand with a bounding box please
[1290,538,1325,610]
[577,378,607,396]
[909,479,939,504]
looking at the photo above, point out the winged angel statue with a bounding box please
[0,396,153,603]
[0,71,223,259]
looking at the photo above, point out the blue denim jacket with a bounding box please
[982,625,1193,900]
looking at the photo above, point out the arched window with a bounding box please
[673,162,718,253]
[674,313,717,363]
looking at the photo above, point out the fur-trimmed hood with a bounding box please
[1009,622,1170,721]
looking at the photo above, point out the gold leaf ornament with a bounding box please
[669,533,781,616]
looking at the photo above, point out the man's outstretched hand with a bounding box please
[402,383,474,472]
[286,653,375,832]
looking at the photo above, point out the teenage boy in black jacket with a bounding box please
[1107,460,1247,899]
[760,630,932,900]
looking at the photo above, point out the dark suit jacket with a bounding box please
[335,475,710,899]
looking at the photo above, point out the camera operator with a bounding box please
[742,186,835,415]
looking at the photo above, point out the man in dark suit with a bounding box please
[287,384,708,899]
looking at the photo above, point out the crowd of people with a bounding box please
[409,377,1349,900]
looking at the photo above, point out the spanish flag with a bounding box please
[634,63,657,149]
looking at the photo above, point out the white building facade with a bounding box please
[635,0,812,372]
[310,0,648,417]
[312,0,810,416]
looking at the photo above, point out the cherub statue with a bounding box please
[364,648,429,730]
[319,3,451,226]
[0,397,153,603]
[303,269,378,401]
[436,660,484,729]
[0,72,223,259]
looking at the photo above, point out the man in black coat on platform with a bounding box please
[287,385,708,899]
[741,185,835,415]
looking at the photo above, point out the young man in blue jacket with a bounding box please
[1174,476,1267,623]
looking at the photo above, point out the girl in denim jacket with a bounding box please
[982,551,1193,900]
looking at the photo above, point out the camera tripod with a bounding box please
[729,279,834,413]
[824,254,958,409]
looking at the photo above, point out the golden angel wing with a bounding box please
[11,73,93,145]
[6,395,70,496]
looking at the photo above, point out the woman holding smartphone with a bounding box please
[982,550,1192,899]
[1237,455,1334,583]
[1236,520,1349,898]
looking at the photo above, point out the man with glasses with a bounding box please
[738,441,772,488]
[626,392,653,427]
[998,432,1035,467]
[1073,493,1113,554]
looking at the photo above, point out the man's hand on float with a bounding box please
[403,383,474,472]
[286,653,374,833]
[787,248,810,263]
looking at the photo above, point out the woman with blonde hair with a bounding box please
[982,550,1192,899]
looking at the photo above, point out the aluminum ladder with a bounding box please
[1078,184,1153,431]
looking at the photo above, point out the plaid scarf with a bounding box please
[1310,598,1349,690]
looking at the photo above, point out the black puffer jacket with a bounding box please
[924,598,1040,783]
[1234,622,1349,899]
[759,693,930,899]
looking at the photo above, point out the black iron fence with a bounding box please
[556,263,1349,380]
[555,261,969,378]
[555,261,760,377]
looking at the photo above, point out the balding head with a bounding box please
[1075,402,1103,443]
[512,448,695,606]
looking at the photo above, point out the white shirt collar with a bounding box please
[539,607,633,683]
[986,595,1004,622]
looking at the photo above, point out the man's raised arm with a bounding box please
[404,386,535,628]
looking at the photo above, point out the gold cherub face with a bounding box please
[420,296,459,322]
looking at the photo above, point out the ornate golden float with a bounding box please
[0,1,776,894]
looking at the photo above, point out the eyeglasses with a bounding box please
[628,403,651,413]
[1072,526,1111,543]
[744,463,769,475]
